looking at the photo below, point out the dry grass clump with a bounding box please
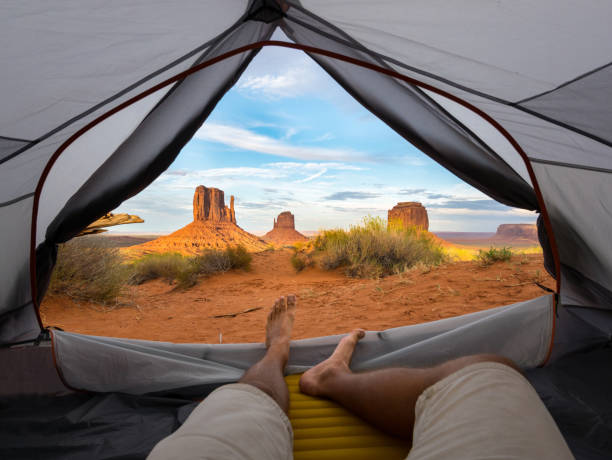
[224,245,252,271]
[49,241,254,303]
[290,240,316,272]
[129,253,194,286]
[475,247,514,266]
[48,237,131,304]
[130,245,252,288]
[313,217,447,278]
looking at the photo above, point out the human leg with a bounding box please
[299,330,521,443]
[147,295,296,460]
[239,294,296,413]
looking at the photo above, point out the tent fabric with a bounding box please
[2,346,610,460]
[0,0,610,343]
[0,2,610,457]
[526,345,612,460]
[52,296,553,395]
[0,392,198,460]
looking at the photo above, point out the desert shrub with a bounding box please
[49,237,131,304]
[130,253,194,285]
[193,250,232,274]
[291,253,307,272]
[225,244,252,271]
[476,247,513,265]
[131,245,251,288]
[314,216,447,278]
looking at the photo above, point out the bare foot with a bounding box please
[299,329,365,397]
[265,295,296,349]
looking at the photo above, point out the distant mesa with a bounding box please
[124,186,267,257]
[388,202,429,231]
[494,224,538,241]
[263,211,308,246]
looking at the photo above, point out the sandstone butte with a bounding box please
[123,186,268,257]
[493,223,538,242]
[388,202,429,231]
[262,211,308,246]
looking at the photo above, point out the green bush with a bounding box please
[225,244,252,271]
[129,253,195,286]
[130,245,252,288]
[475,247,513,265]
[314,216,447,278]
[192,250,232,275]
[291,253,307,272]
[49,237,131,304]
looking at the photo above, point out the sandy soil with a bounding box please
[41,249,554,344]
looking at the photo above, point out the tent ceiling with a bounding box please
[298,0,612,102]
[0,0,248,140]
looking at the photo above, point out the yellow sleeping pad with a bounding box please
[285,374,411,460]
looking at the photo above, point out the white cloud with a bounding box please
[312,132,335,142]
[264,161,365,171]
[297,168,327,183]
[282,127,298,140]
[161,167,284,182]
[194,123,370,161]
[236,53,323,100]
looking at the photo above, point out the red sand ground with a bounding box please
[41,249,554,344]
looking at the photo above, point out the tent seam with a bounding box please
[0,134,34,143]
[0,192,34,208]
[529,158,612,174]
[515,61,612,105]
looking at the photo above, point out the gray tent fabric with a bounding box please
[1,0,610,342]
[52,296,553,395]
[1,2,612,458]
[0,392,198,460]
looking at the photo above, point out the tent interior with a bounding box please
[2,1,611,459]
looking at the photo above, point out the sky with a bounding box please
[114,35,536,235]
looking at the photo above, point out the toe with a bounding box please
[287,294,296,311]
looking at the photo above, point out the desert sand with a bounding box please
[41,248,553,344]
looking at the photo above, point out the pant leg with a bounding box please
[147,383,293,460]
[407,362,573,460]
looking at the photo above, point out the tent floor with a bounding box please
[526,345,612,460]
[2,344,611,459]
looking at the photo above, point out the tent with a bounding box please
[1,1,611,458]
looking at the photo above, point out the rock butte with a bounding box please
[388,202,429,230]
[263,211,308,246]
[124,186,267,257]
[494,224,538,241]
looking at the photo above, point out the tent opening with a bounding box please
[38,43,551,345]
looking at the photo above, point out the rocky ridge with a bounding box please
[494,224,538,242]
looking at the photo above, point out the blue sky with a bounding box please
[115,39,536,235]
